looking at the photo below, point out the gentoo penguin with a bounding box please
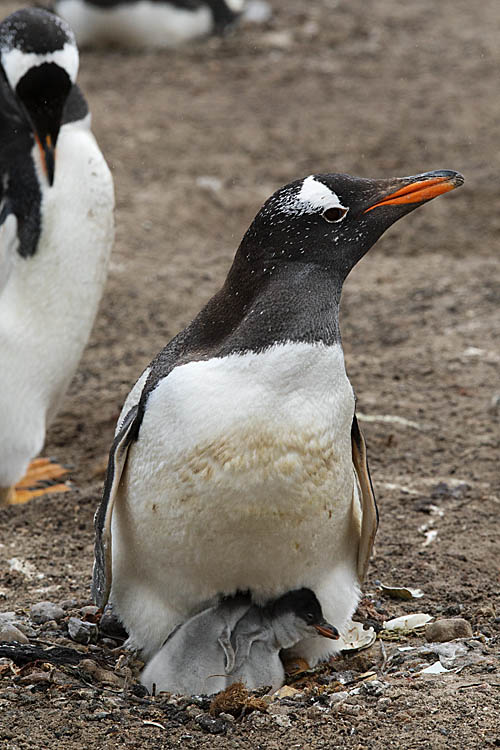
[0,8,114,505]
[54,0,245,49]
[93,168,463,665]
[141,588,338,695]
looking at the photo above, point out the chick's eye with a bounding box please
[322,206,348,223]
[306,612,315,623]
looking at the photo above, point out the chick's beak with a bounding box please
[313,620,339,639]
[364,169,464,213]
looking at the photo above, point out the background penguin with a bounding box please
[53,0,246,49]
[93,168,463,666]
[0,8,114,505]
[140,588,338,695]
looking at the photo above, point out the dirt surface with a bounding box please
[1,0,499,747]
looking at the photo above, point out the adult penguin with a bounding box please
[93,169,463,665]
[0,8,114,505]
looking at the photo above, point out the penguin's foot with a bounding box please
[9,458,70,505]
[0,486,15,506]
[281,655,311,676]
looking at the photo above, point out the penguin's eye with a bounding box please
[305,612,315,623]
[322,206,348,223]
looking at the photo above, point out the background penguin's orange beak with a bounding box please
[34,132,56,186]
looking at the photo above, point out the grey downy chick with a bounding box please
[140,588,338,696]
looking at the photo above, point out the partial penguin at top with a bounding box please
[0,7,114,505]
[92,167,463,667]
[53,0,248,49]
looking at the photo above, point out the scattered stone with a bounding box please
[130,683,148,698]
[218,712,235,722]
[67,617,98,645]
[261,30,293,49]
[30,602,64,624]
[328,691,349,704]
[425,619,473,643]
[0,612,18,625]
[271,713,292,728]
[360,679,387,696]
[431,482,469,500]
[80,606,99,618]
[99,637,118,649]
[60,599,78,611]
[99,607,127,639]
[42,620,60,632]
[489,393,500,415]
[272,685,300,700]
[0,625,28,644]
[195,714,227,735]
[268,702,293,716]
[79,659,124,688]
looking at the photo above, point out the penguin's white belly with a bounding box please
[56,0,212,49]
[111,343,362,658]
[0,120,114,486]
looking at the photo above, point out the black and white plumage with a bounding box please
[93,169,463,665]
[54,0,245,49]
[0,8,114,504]
[140,588,338,695]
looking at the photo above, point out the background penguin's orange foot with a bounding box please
[10,458,71,505]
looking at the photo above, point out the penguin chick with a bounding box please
[140,588,338,695]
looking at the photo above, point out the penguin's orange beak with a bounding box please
[365,170,463,213]
[34,132,56,186]
[313,621,339,639]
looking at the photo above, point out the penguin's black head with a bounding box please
[208,0,245,33]
[240,170,464,282]
[270,588,339,640]
[0,8,78,186]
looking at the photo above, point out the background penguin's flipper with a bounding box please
[0,197,18,297]
[351,413,378,581]
[92,405,139,607]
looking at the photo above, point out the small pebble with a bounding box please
[0,624,28,644]
[68,617,98,645]
[30,601,64,624]
[360,680,387,696]
[425,618,473,643]
[328,691,349,704]
[99,607,127,639]
[218,712,235,722]
[272,713,292,728]
[80,605,99,617]
[195,714,227,735]
[99,637,118,649]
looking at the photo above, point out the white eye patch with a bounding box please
[1,42,79,91]
[282,175,349,217]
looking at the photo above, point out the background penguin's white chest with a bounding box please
[111,343,361,653]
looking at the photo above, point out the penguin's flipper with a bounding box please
[351,413,378,581]
[92,405,139,608]
[0,197,18,296]
[218,625,237,674]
